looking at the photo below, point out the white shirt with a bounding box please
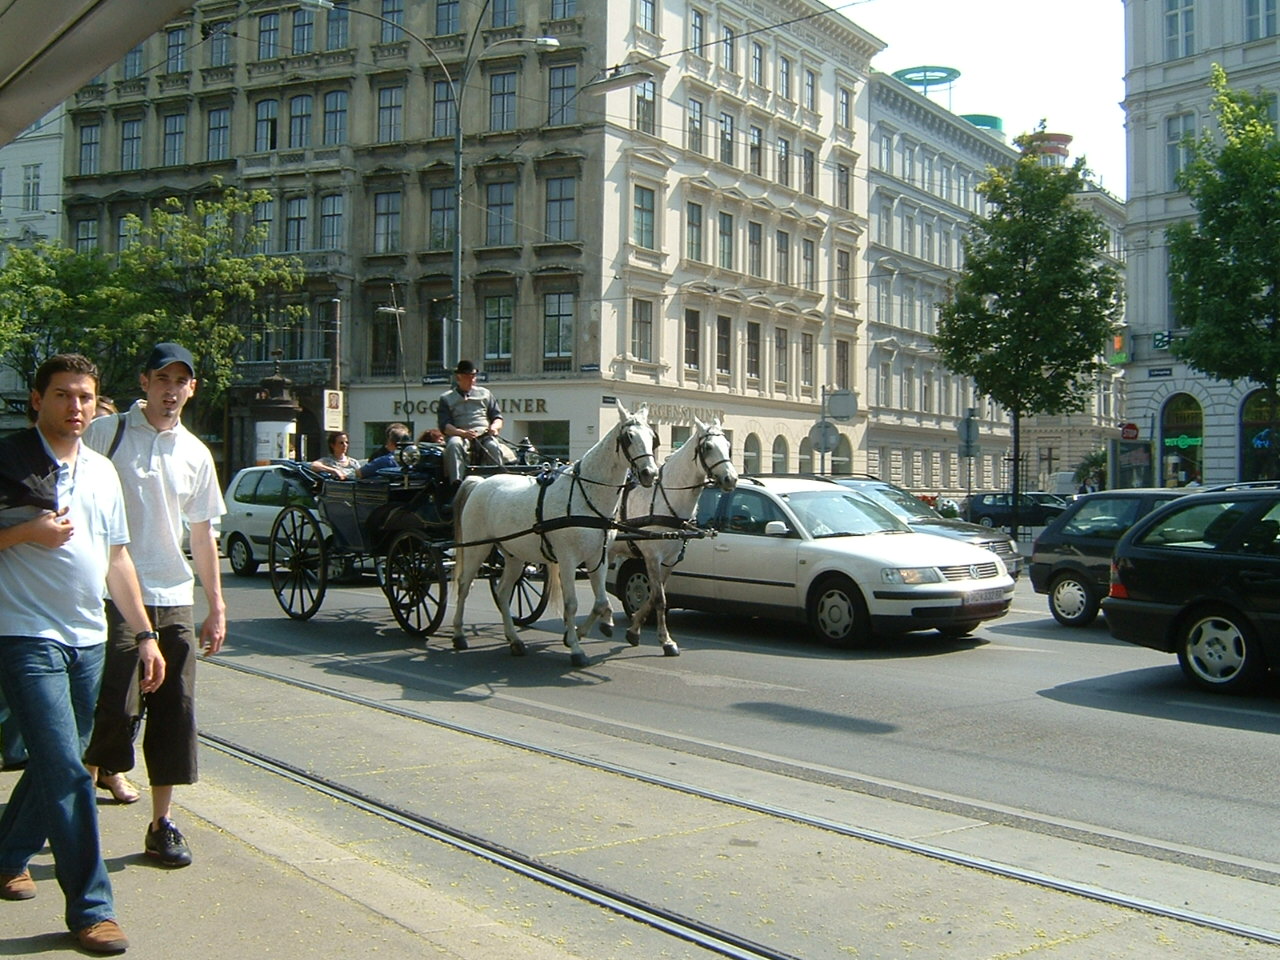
[85,400,226,606]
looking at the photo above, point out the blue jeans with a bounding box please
[1,694,26,766]
[0,638,113,930]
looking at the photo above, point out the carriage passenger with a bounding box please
[357,423,412,478]
[310,431,364,480]
[438,360,504,487]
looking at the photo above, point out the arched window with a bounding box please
[1160,393,1203,486]
[832,433,854,475]
[742,433,761,475]
[1241,390,1279,481]
[771,436,789,473]
[797,438,813,475]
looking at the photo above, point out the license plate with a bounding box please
[965,587,1007,605]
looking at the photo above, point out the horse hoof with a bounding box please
[510,642,527,657]
[452,636,469,651]
[599,622,613,638]
[626,629,641,647]
[570,652,589,668]
[663,644,681,657]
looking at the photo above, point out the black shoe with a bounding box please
[144,818,192,867]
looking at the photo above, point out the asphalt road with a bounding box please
[210,561,1280,878]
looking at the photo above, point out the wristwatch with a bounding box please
[135,630,159,643]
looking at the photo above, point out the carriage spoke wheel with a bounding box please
[383,531,447,638]
[268,505,328,621]
[487,548,551,627]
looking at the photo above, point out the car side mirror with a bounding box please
[764,520,790,537]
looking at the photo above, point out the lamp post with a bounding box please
[302,0,557,367]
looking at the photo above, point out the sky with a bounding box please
[842,0,1128,197]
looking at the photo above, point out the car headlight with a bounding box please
[881,567,942,584]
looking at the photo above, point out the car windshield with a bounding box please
[781,490,911,538]
[849,483,939,520]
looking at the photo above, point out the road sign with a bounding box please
[1120,422,1139,441]
[958,413,979,458]
[809,420,840,454]
[827,389,857,422]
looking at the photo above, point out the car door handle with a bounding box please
[714,543,730,552]
[1240,570,1280,586]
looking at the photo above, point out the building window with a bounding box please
[370,303,400,376]
[492,0,517,28]
[428,185,455,249]
[117,216,136,252]
[1165,0,1194,58]
[803,69,816,110]
[774,328,789,384]
[878,132,893,173]
[836,163,850,209]
[255,100,278,151]
[207,107,230,161]
[777,138,790,186]
[637,0,655,32]
[800,333,814,388]
[75,219,98,253]
[162,113,186,166]
[684,309,700,369]
[378,86,404,142]
[836,340,850,390]
[292,8,315,53]
[489,72,516,131]
[686,202,704,261]
[486,181,516,245]
[751,42,765,86]
[382,0,405,40]
[545,176,576,241]
[687,98,704,153]
[166,26,188,71]
[78,124,100,175]
[284,196,309,252]
[122,44,144,80]
[1166,112,1195,190]
[543,292,574,358]
[718,212,734,269]
[120,120,142,170]
[207,22,231,66]
[902,143,915,184]
[690,10,705,56]
[1246,0,1277,39]
[289,95,312,148]
[320,194,344,248]
[901,367,914,409]
[257,14,279,60]
[802,148,815,195]
[549,65,577,124]
[634,79,657,135]
[801,238,816,291]
[748,125,763,175]
[878,200,893,245]
[775,230,790,285]
[326,2,349,49]
[903,212,916,255]
[836,249,851,300]
[253,199,274,253]
[323,90,348,144]
[747,321,761,379]
[716,315,731,374]
[747,221,763,276]
[633,184,655,248]
[778,56,792,99]
[631,299,653,361]
[433,80,456,137]
[838,86,851,128]
[720,26,736,71]
[373,191,401,252]
[719,113,735,164]
[483,294,513,359]
[551,0,576,16]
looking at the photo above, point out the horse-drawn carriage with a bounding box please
[265,406,737,667]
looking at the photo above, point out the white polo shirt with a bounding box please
[85,401,226,607]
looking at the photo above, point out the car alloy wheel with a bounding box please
[618,559,654,624]
[226,534,258,577]
[1049,573,1098,627]
[1176,606,1268,694]
[807,575,869,647]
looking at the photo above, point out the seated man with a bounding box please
[437,360,503,486]
[358,423,412,478]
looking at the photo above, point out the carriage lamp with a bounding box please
[396,444,422,470]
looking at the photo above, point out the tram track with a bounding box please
[201,656,1280,949]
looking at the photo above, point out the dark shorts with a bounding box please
[82,602,198,787]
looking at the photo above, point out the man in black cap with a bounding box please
[437,360,504,485]
[82,342,226,869]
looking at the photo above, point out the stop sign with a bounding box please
[1120,422,1139,440]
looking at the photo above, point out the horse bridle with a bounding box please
[696,426,733,485]
[616,417,657,477]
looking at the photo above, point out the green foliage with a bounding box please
[1167,65,1280,477]
[1074,448,1107,486]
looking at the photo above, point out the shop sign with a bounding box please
[1163,434,1203,449]
[1148,367,1173,378]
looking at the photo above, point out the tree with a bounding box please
[1167,65,1280,479]
[118,181,306,430]
[934,132,1121,536]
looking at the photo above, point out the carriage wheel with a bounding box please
[487,548,551,627]
[383,530,448,638]
[268,505,328,621]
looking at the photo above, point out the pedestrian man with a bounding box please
[438,360,503,486]
[0,353,164,954]
[82,342,226,869]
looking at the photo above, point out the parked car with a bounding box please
[1030,488,1187,626]
[1102,482,1280,693]
[963,492,1068,528]
[221,465,346,578]
[1026,491,1070,509]
[828,475,1022,578]
[609,475,1014,646]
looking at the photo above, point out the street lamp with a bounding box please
[302,0,558,367]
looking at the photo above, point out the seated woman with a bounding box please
[311,431,364,480]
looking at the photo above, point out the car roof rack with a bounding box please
[1199,479,1280,493]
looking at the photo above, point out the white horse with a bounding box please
[612,418,737,657]
[450,403,657,668]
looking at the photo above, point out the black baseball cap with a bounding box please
[146,342,195,376]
